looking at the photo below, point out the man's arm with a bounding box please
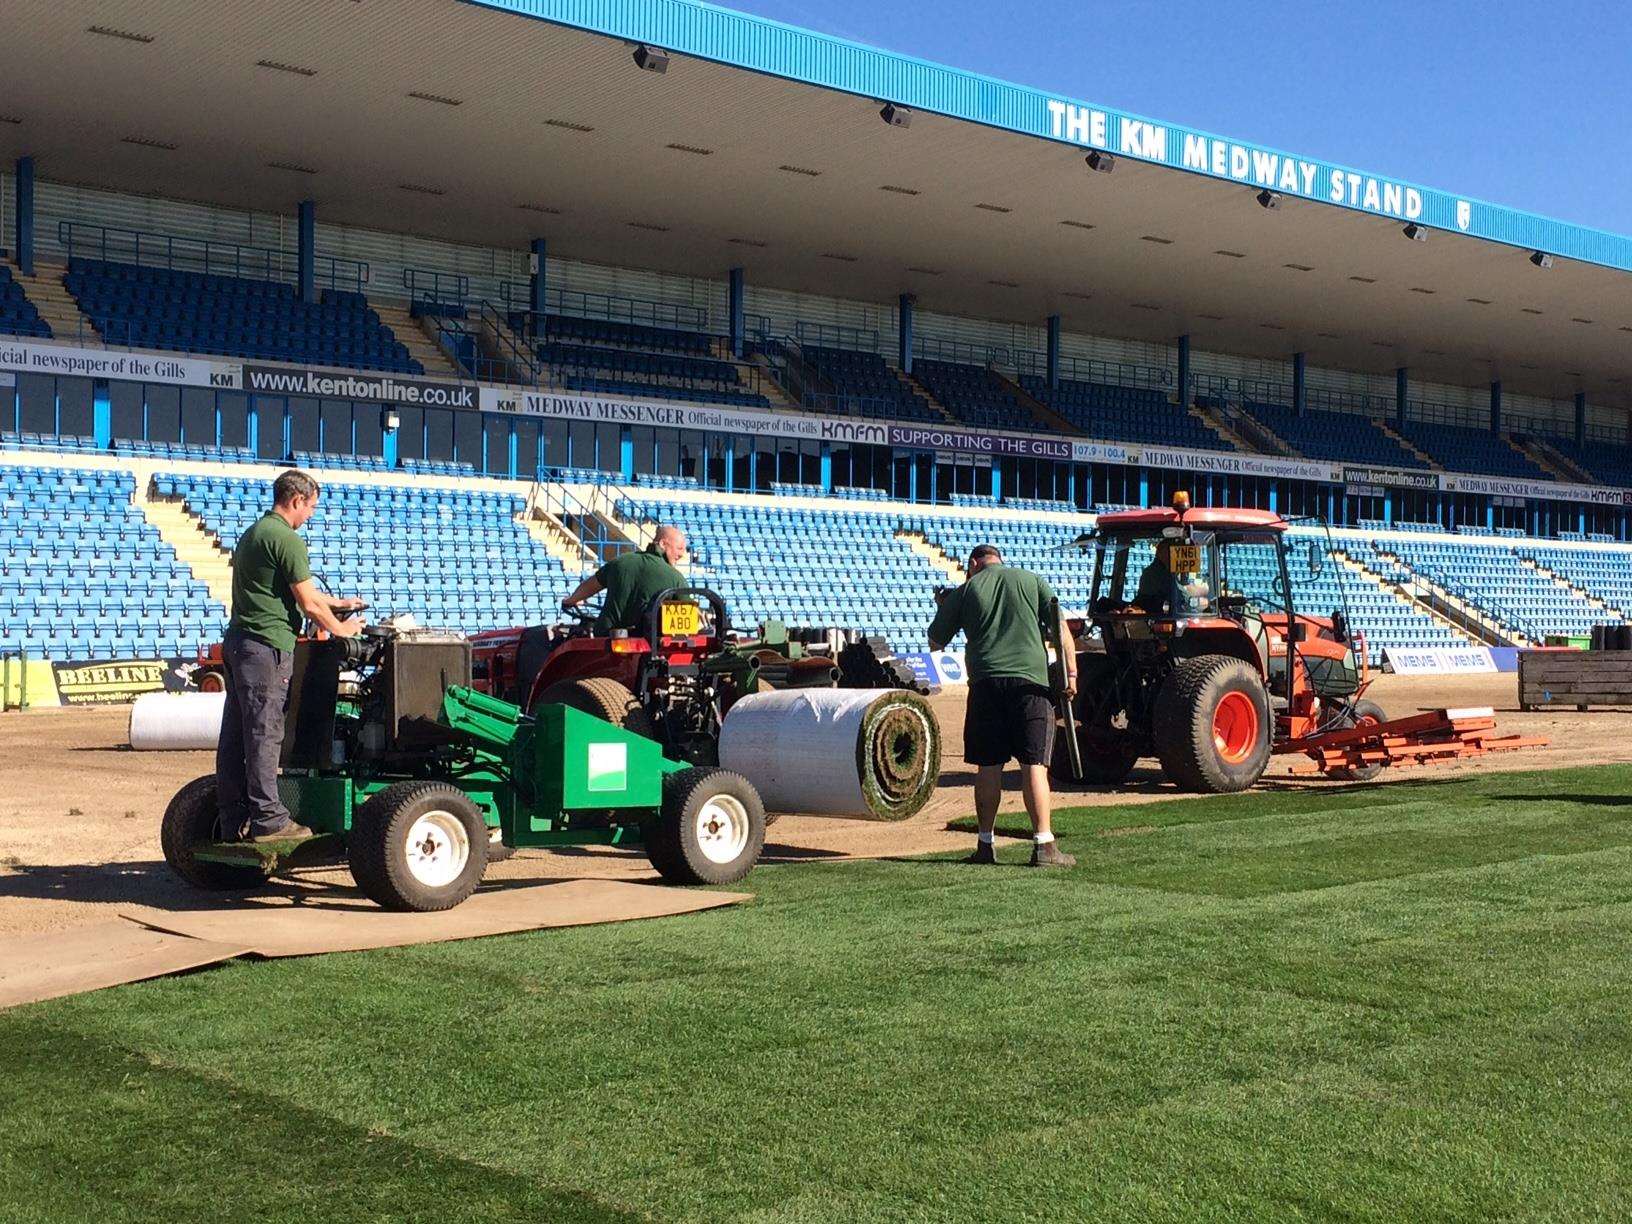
[291,578,362,637]
[314,591,366,612]
[926,588,961,652]
[561,574,604,609]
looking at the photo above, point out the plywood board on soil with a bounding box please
[125,879,750,958]
[0,922,250,1010]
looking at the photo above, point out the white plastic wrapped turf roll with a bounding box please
[128,691,226,751]
[718,688,940,820]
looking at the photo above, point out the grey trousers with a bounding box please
[215,628,294,838]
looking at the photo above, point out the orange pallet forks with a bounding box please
[1280,707,1548,775]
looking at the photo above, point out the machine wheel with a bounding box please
[194,668,226,694]
[537,677,655,739]
[1153,656,1271,794]
[1051,655,1142,785]
[349,782,490,912]
[160,775,273,891]
[646,767,765,886]
[1325,698,1388,783]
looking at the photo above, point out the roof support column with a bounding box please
[296,200,317,305]
[1395,367,1408,429]
[728,267,745,359]
[897,294,914,375]
[1292,351,1307,416]
[13,156,34,277]
[1176,334,1190,406]
[1574,391,1587,447]
[1046,314,1061,390]
[1490,380,1503,435]
[529,238,548,339]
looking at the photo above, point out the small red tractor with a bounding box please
[471,587,839,766]
[1056,496,1542,793]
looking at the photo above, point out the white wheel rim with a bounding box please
[403,810,470,888]
[695,793,750,865]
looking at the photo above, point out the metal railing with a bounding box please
[473,301,541,386]
[499,282,711,333]
[402,267,470,306]
[793,320,879,353]
[1014,350,1170,391]
[57,221,369,294]
[912,336,1011,368]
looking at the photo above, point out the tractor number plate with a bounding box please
[660,600,701,637]
[1167,544,1201,573]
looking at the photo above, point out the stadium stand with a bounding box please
[1511,543,1632,619]
[0,464,225,659]
[796,345,943,422]
[0,264,51,339]
[910,359,1037,432]
[1241,401,1429,469]
[153,472,579,635]
[1395,420,1551,482]
[1545,437,1632,487]
[1022,377,1230,450]
[61,259,421,374]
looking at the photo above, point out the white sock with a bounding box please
[977,830,994,845]
[1034,831,1056,845]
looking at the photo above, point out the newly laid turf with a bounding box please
[4,765,1632,1222]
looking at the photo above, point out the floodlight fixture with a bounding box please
[880,103,912,128]
[1530,250,1554,269]
[632,44,669,74]
[1402,223,1427,242]
[1084,151,1115,173]
[1255,189,1282,211]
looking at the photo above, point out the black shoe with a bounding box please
[247,821,314,844]
[1029,841,1076,868]
[963,841,997,865]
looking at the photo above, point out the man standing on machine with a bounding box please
[928,543,1077,868]
[561,524,688,635]
[217,469,365,843]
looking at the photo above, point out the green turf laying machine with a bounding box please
[161,623,767,912]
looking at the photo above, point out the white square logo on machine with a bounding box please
[586,743,628,792]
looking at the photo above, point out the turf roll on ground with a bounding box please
[718,688,940,819]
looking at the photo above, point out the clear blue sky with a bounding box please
[726,0,1632,235]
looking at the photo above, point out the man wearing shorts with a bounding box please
[928,544,1076,867]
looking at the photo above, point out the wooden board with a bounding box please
[0,923,250,1010]
[1519,649,1632,709]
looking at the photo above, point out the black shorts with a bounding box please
[964,676,1056,767]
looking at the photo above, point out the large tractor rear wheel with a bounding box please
[1153,656,1271,794]
[536,676,655,739]
[349,782,490,912]
[645,767,765,886]
[1051,655,1141,786]
[160,775,274,891]
[1324,697,1388,783]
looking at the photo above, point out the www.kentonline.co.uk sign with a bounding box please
[243,365,477,409]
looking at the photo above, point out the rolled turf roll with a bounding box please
[718,688,940,820]
[128,691,225,750]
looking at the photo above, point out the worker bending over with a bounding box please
[928,543,1077,868]
[562,524,688,634]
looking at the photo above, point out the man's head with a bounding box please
[272,469,321,529]
[653,524,687,565]
[968,544,1002,575]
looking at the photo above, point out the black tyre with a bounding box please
[1153,656,1272,794]
[160,774,273,891]
[1051,655,1142,786]
[646,767,765,886]
[1325,697,1388,782]
[348,782,490,912]
[536,676,655,739]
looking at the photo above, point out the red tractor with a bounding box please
[1056,497,1538,793]
[470,587,834,766]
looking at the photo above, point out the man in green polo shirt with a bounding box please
[561,524,688,635]
[216,469,364,843]
[928,543,1077,868]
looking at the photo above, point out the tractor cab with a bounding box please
[1060,494,1381,793]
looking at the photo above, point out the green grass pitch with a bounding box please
[3,765,1631,1222]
